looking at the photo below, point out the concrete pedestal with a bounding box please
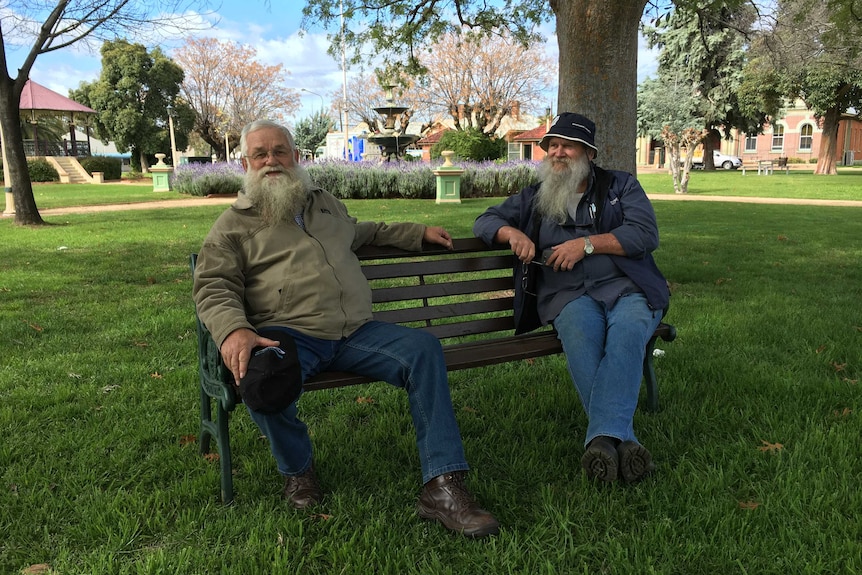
[151,153,173,192]
[433,151,463,204]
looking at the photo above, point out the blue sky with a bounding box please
[8,2,658,126]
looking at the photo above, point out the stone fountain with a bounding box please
[365,85,421,161]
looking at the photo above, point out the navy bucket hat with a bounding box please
[539,112,598,156]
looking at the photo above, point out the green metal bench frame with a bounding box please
[191,237,677,503]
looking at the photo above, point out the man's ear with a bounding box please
[241,157,249,172]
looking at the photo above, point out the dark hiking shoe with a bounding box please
[417,472,500,537]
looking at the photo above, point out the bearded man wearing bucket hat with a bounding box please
[193,119,499,537]
[473,112,669,484]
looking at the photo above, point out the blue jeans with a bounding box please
[246,321,468,484]
[553,293,663,447]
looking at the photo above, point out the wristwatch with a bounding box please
[583,236,595,256]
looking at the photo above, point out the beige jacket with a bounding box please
[193,187,425,346]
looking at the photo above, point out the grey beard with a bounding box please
[534,156,591,224]
[243,165,313,225]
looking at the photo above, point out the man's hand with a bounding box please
[220,328,280,384]
[494,226,536,263]
[544,239,586,271]
[424,226,453,249]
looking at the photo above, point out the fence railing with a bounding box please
[23,140,91,158]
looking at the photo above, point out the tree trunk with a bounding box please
[0,76,44,225]
[550,0,647,175]
[815,106,840,175]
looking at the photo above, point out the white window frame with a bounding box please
[771,124,785,151]
[799,124,813,152]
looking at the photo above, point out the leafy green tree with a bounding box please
[71,40,191,172]
[0,0,212,225]
[638,71,704,193]
[430,128,505,161]
[749,0,862,174]
[645,2,763,170]
[293,111,334,160]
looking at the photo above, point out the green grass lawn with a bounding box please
[1,191,861,573]
[1,165,861,214]
[2,182,186,211]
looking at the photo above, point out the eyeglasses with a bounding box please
[245,149,292,163]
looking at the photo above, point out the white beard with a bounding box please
[243,164,313,225]
[534,155,592,224]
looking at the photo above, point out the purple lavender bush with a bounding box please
[172,158,537,198]
[172,162,244,196]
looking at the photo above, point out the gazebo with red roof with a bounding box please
[19,79,97,157]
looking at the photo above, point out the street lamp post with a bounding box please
[301,88,325,116]
[166,104,178,167]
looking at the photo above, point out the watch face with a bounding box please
[585,238,594,254]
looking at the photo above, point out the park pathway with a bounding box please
[31,193,862,217]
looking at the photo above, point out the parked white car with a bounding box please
[692,150,743,170]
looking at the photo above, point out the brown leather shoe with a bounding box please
[417,471,500,537]
[581,436,619,482]
[282,466,322,509]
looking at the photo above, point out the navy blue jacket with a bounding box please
[473,164,669,333]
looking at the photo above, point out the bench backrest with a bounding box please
[354,237,516,343]
[191,238,518,347]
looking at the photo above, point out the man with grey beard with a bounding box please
[194,120,499,537]
[474,113,669,485]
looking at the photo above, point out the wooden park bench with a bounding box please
[191,238,677,503]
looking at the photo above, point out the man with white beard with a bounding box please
[473,113,669,485]
[194,120,499,537]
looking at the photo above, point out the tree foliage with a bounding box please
[301,0,651,172]
[644,2,760,170]
[0,0,213,225]
[430,127,506,161]
[71,40,191,172]
[637,72,704,193]
[749,0,862,174]
[293,111,334,159]
[301,0,548,77]
[172,37,301,161]
[410,31,555,136]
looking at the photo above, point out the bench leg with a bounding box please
[642,334,660,412]
[199,384,235,504]
[215,403,235,504]
[199,382,213,454]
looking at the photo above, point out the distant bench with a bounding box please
[191,238,677,503]
[742,156,789,175]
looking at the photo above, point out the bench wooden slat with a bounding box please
[417,316,516,340]
[372,296,514,325]
[361,254,513,280]
[371,276,512,303]
[354,237,497,261]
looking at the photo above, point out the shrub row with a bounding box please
[17,159,60,182]
[171,159,539,199]
[79,156,123,180]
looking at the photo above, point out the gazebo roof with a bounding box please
[19,79,96,122]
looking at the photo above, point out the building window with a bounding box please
[508,142,521,161]
[799,124,813,151]
[745,134,757,152]
[771,124,785,151]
